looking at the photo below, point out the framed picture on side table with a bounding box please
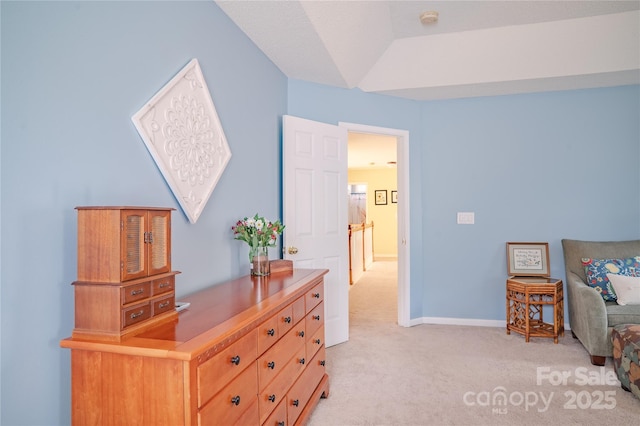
[506,242,550,277]
[375,190,387,205]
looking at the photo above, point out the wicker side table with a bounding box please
[506,277,564,343]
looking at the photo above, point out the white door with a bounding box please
[283,115,349,347]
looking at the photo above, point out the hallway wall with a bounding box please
[348,168,398,257]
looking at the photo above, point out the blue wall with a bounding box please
[420,87,640,318]
[2,1,640,425]
[1,2,286,424]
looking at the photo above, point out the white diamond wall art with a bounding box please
[132,59,232,224]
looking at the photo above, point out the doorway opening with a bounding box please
[340,122,410,327]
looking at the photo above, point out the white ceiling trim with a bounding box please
[216,1,640,101]
[359,11,640,99]
[301,1,395,88]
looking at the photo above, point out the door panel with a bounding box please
[283,115,349,347]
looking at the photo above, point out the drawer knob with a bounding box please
[267,361,276,370]
[268,394,276,403]
[299,358,305,365]
[158,301,170,309]
[313,315,320,321]
[313,292,320,298]
[314,339,321,345]
[298,330,305,338]
[231,395,241,406]
[230,355,241,366]
[131,289,144,296]
[267,328,275,336]
[320,360,326,366]
[158,282,170,288]
[277,422,285,426]
[292,399,299,407]
[283,316,292,324]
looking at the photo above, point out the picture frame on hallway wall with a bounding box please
[506,242,550,277]
[391,190,397,203]
[374,190,387,205]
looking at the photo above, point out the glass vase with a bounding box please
[250,246,270,277]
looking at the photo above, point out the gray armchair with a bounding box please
[561,239,640,366]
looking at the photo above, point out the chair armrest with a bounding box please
[565,271,608,345]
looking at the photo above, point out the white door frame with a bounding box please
[339,122,411,327]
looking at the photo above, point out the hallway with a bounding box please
[349,259,398,327]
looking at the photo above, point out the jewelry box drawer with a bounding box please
[122,301,152,329]
[152,275,175,296]
[152,293,174,316]
[121,282,151,305]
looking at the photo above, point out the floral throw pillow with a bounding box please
[581,256,640,301]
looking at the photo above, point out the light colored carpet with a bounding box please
[307,260,640,425]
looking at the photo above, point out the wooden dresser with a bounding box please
[60,268,330,426]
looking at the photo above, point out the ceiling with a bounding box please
[216,1,639,101]
[215,1,639,169]
[347,132,397,170]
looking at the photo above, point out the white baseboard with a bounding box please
[409,316,572,330]
[418,316,504,328]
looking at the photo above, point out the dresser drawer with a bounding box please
[259,345,306,424]
[262,398,287,426]
[287,346,326,425]
[258,313,280,355]
[121,281,151,305]
[121,301,152,329]
[258,324,306,390]
[305,281,323,313]
[152,275,175,295]
[292,296,305,325]
[307,345,327,387]
[277,304,295,336]
[198,329,258,407]
[198,363,259,426]
[306,302,324,338]
[151,293,174,316]
[306,324,324,360]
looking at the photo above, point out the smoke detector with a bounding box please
[420,11,439,24]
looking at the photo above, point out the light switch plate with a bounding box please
[457,212,475,224]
